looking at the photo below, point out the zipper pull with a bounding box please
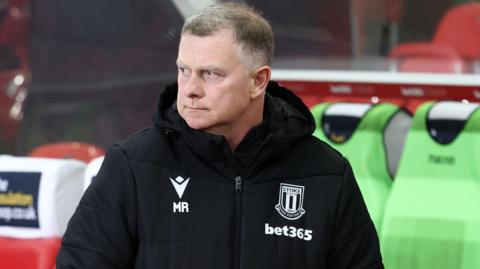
[235,176,242,192]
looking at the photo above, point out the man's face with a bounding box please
[176,29,255,135]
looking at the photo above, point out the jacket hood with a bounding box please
[152,81,315,163]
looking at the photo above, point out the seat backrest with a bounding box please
[381,101,480,269]
[389,42,467,73]
[0,237,61,269]
[29,142,105,163]
[311,102,411,230]
[0,155,85,238]
[433,3,480,59]
[0,155,86,269]
[388,100,480,182]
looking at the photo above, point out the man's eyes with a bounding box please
[204,71,218,77]
[178,67,222,81]
[178,67,192,77]
[178,67,187,73]
[203,71,222,80]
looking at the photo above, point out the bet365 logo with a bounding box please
[265,223,313,241]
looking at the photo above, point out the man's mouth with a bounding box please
[186,106,208,111]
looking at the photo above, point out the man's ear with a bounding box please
[250,65,271,99]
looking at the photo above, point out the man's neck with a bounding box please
[213,100,265,151]
[225,111,264,151]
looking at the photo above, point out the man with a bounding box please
[57,3,383,268]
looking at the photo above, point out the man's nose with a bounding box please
[184,74,204,99]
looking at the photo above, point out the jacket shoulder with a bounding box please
[290,135,347,177]
[113,125,171,164]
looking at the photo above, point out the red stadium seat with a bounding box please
[0,237,61,269]
[389,42,467,73]
[389,3,480,73]
[433,3,480,60]
[29,142,105,163]
[0,156,85,269]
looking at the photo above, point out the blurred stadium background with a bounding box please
[0,0,479,268]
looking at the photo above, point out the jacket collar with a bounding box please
[153,81,315,165]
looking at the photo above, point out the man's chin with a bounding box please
[184,119,210,131]
[184,120,225,136]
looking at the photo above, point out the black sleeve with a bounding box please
[56,146,138,268]
[326,159,384,269]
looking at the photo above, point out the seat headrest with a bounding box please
[322,103,372,143]
[324,103,372,117]
[0,155,85,238]
[428,101,479,120]
[427,102,480,144]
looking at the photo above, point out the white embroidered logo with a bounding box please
[170,176,190,199]
[275,183,306,220]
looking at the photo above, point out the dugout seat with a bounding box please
[29,142,105,163]
[381,101,480,269]
[390,3,480,73]
[311,102,411,230]
[0,155,86,269]
[0,237,61,269]
[433,2,480,73]
[389,42,467,73]
[433,3,480,61]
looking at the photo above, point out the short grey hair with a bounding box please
[181,2,275,68]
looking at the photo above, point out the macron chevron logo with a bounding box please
[169,176,190,199]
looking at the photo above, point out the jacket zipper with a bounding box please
[233,135,271,269]
[235,176,242,192]
[234,175,242,269]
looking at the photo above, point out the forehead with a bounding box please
[177,29,243,66]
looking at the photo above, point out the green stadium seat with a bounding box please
[380,101,480,269]
[311,102,411,231]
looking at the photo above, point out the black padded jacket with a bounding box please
[56,81,384,269]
